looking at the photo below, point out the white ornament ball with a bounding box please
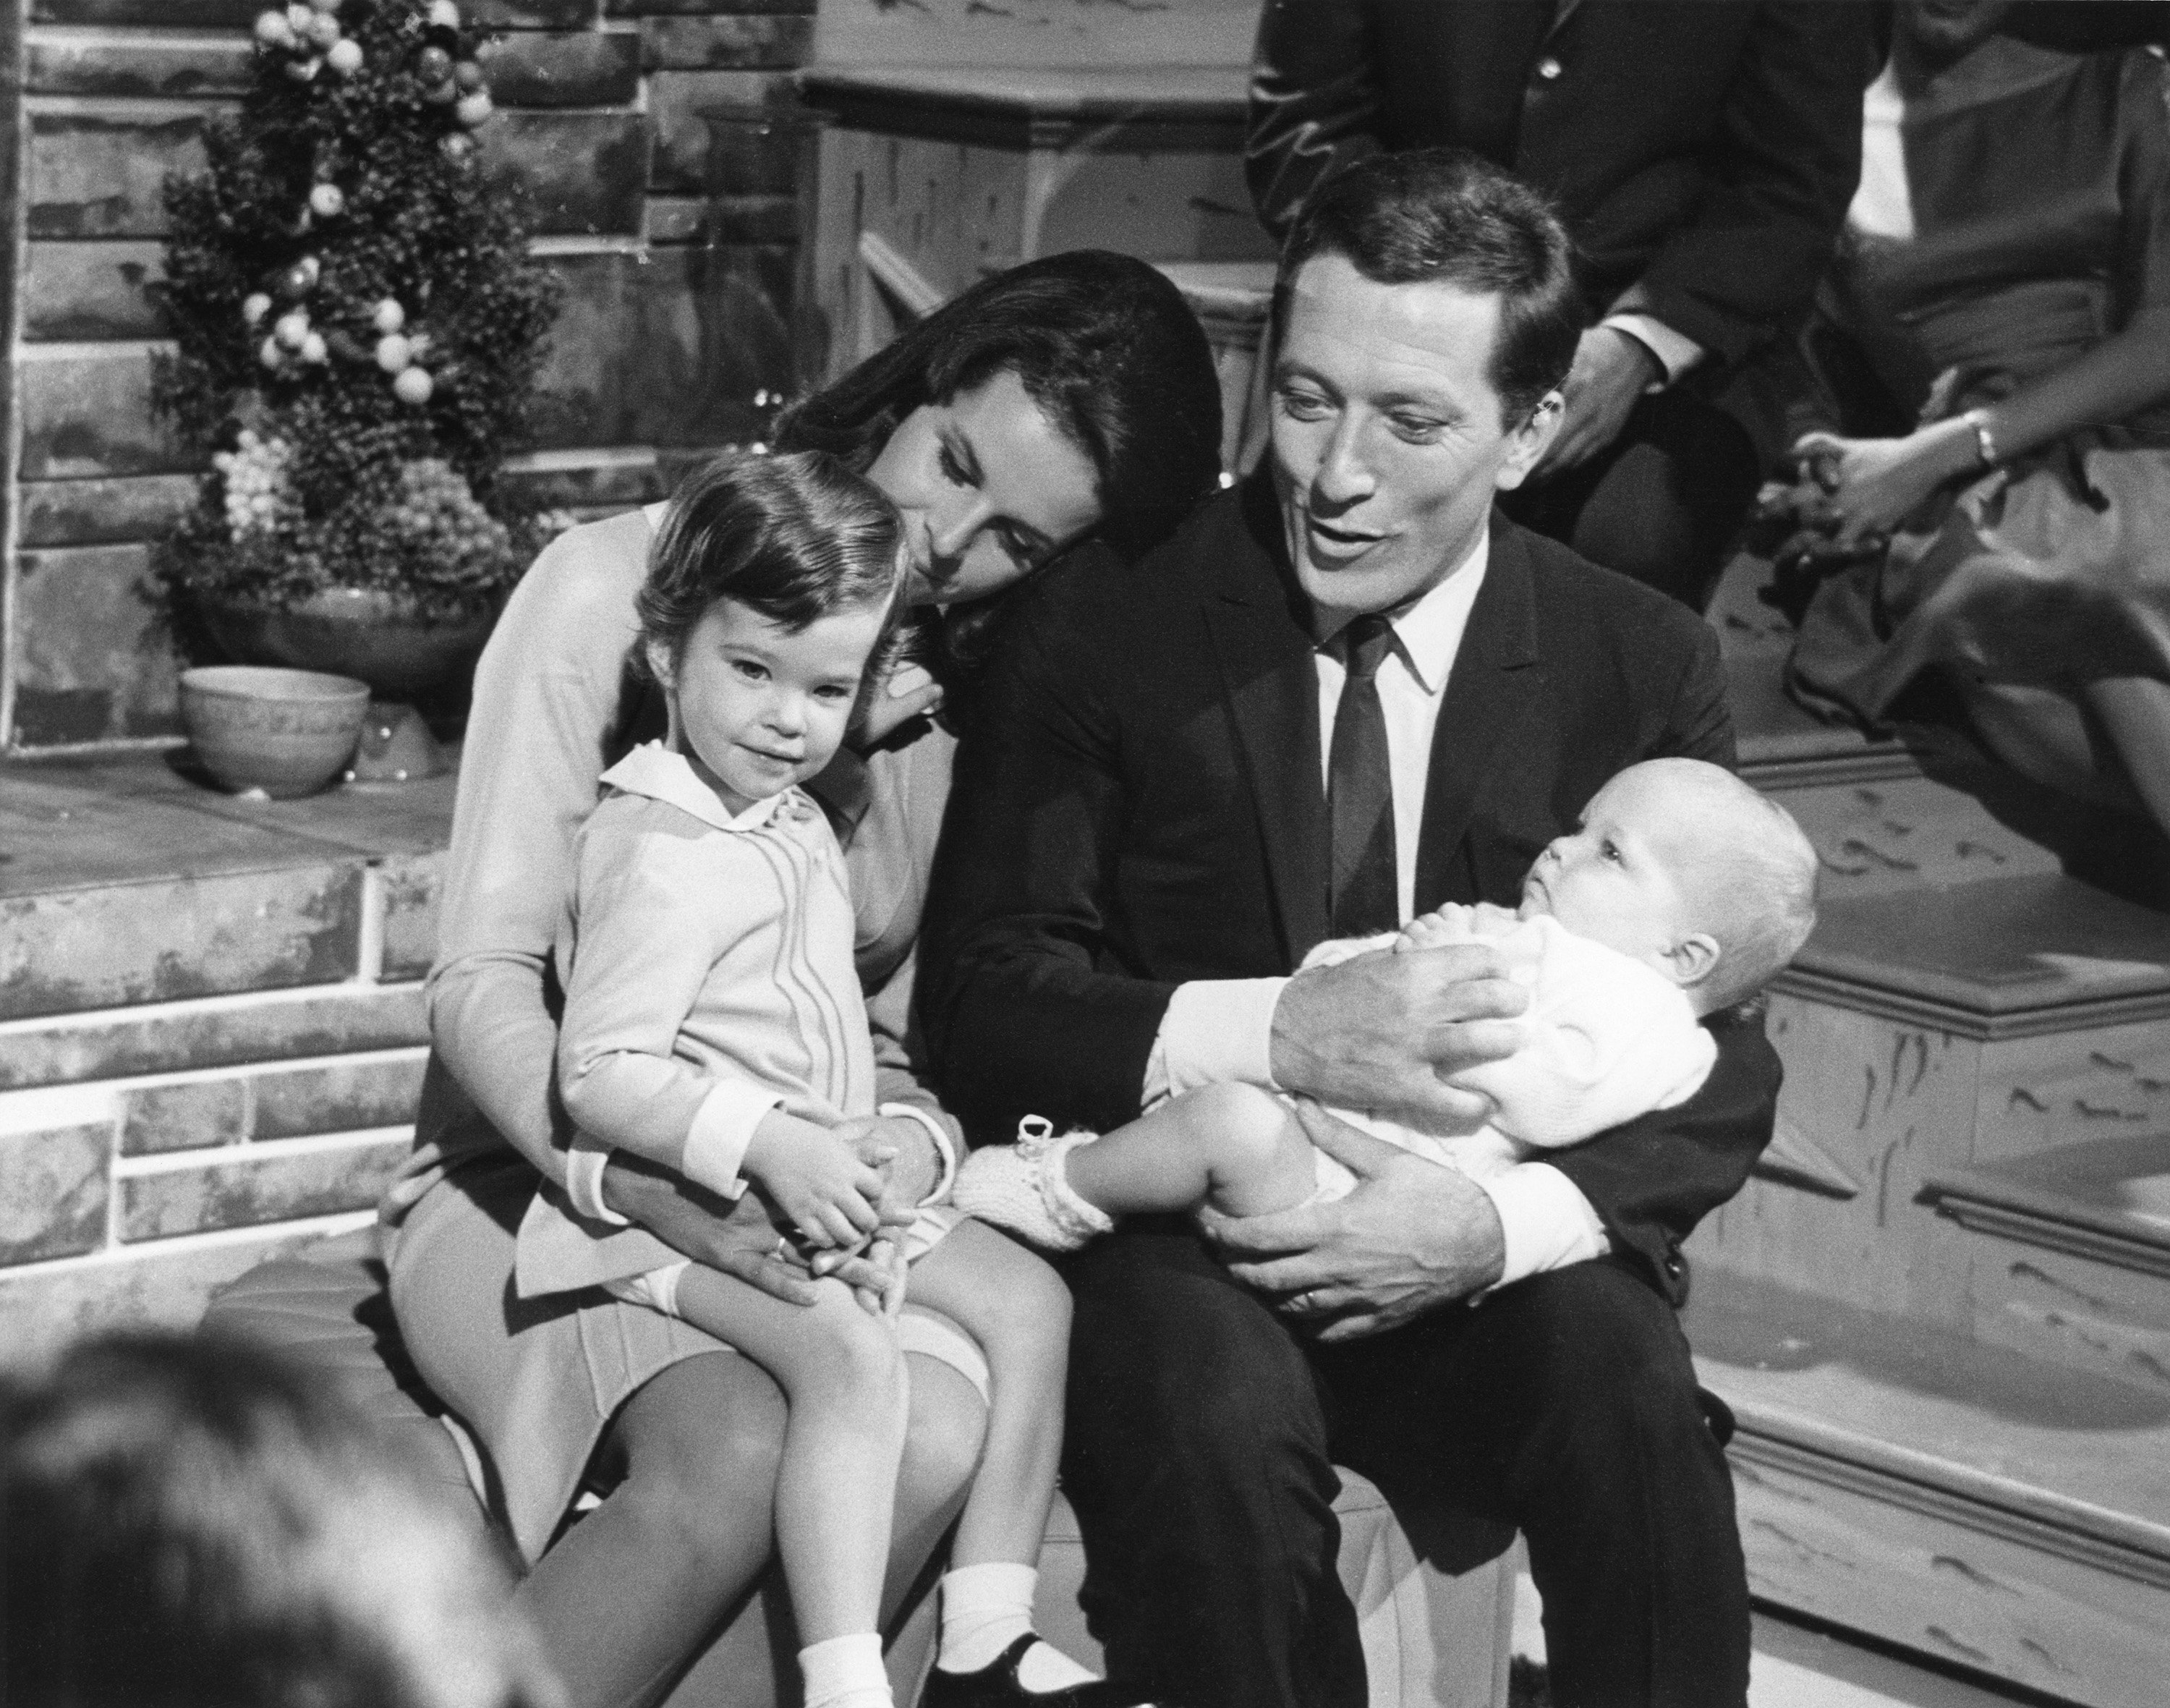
[454,90,493,129]
[302,332,329,365]
[255,10,296,48]
[428,0,461,28]
[284,55,320,81]
[308,183,345,218]
[242,292,273,326]
[303,9,341,48]
[296,255,321,288]
[286,4,313,32]
[393,367,436,406]
[260,335,286,370]
[371,298,406,335]
[375,333,412,373]
[275,310,311,350]
[327,38,362,75]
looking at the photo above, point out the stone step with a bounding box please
[0,756,451,1021]
[1685,1274,2170,1708]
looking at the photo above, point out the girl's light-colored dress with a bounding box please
[381,506,967,1562]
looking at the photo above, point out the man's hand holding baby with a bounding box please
[1203,1100,1508,1335]
[1270,939,1528,1134]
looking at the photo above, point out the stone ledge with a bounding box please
[118,1126,413,1242]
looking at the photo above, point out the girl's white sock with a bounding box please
[799,1632,891,1708]
[937,1563,1099,1691]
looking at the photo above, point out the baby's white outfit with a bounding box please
[515,743,958,1312]
[1298,907,1716,1198]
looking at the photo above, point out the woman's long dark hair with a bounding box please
[774,250,1223,670]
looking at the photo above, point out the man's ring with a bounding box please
[1295,1291,1319,1312]
[775,1235,793,1259]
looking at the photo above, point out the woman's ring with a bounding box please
[1295,1291,1318,1312]
[775,1235,794,1259]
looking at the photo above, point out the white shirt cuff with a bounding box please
[682,1082,782,1201]
[878,1101,958,1206]
[1477,1161,1609,1289]
[566,1134,629,1226]
[1149,977,1289,1103]
[1600,313,1703,388]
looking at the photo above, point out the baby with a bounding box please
[953,757,1818,1250]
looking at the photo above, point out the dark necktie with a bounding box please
[1327,613,1398,937]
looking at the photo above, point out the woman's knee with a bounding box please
[611,1354,787,1552]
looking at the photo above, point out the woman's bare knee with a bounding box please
[610,1354,786,1558]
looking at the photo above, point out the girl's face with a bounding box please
[866,367,1105,608]
[649,596,888,814]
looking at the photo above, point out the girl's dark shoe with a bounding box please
[921,1634,1168,1707]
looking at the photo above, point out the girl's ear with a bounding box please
[644,636,675,691]
[1666,932,1722,989]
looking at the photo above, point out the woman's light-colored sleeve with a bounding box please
[556,820,778,1200]
[1450,923,1716,1150]
[426,522,644,1190]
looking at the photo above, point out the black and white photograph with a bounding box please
[4,4,2169,1706]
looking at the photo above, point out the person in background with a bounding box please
[1,1330,563,1708]
[1784,0,2170,841]
[1246,0,1868,610]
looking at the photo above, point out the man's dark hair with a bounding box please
[1273,148,1586,427]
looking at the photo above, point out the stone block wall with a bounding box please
[4,0,815,752]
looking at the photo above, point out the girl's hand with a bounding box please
[743,1114,890,1249]
[852,660,945,749]
[1792,422,1977,548]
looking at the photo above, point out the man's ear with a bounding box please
[1495,390,1563,492]
[644,636,675,692]
[1665,932,1722,990]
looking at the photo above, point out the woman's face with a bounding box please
[864,367,1104,608]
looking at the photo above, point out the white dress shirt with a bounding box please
[1144,528,1609,1286]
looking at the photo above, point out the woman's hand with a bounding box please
[853,660,945,749]
[742,1110,891,1250]
[600,1153,824,1305]
[1793,420,1979,548]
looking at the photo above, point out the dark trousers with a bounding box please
[1058,1228,1750,1708]
[1501,389,1763,613]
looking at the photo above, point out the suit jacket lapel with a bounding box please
[1203,477,1329,961]
[1414,519,1546,909]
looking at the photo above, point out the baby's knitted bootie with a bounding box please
[953,1117,1113,1252]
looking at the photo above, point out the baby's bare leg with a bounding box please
[666,1267,908,1648]
[1066,1082,1321,1220]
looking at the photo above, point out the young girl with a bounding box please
[511,451,1125,1708]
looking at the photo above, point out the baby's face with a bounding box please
[1518,770,1702,970]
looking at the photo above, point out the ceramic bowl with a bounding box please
[179,666,370,799]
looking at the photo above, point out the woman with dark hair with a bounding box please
[378,250,1222,1708]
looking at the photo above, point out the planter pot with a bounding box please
[179,666,371,799]
[200,587,498,701]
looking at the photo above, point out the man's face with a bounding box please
[1269,254,1557,622]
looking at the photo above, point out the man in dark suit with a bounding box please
[1248,0,1867,609]
[920,152,1780,1708]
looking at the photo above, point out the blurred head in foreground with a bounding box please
[2,1330,563,1708]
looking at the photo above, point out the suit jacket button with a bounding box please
[1536,55,1563,81]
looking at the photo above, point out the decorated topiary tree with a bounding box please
[155,0,563,650]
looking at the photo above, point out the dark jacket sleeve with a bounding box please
[1612,2,1868,367]
[918,583,1177,1145]
[1246,0,1384,241]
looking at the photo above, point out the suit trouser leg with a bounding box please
[1322,1259,1751,1708]
[1501,391,1762,612]
[1058,1225,1368,1708]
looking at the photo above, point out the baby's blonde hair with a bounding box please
[1625,758,1819,1013]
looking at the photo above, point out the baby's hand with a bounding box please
[853,1234,908,1320]
[1395,904,1476,953]
[742,1113,889,1250]
[1466,900,1524,935]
